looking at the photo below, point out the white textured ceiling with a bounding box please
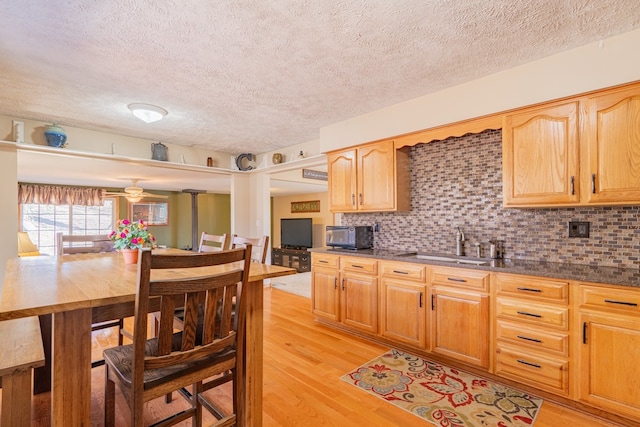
[1,1,639,156]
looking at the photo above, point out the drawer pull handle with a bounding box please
[393,270,409,274]
[341,278,345,291]
[516,287,542,293]
[517,359,541,369]
[319,260,328,263]
[447,277,467,283]
[431,294,435,311]
[334,277,338,290]
[517,335,542,343]
[419,292,423,308]
[351,265,364,269]
[604,299,638,307]
[517,311,542,318]
[583,321,587,344]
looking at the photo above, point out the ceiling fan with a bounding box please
[105,180,169,203]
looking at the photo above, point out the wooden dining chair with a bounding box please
[198,232,231,252]
[103,246,251,427]
[56,232,125,367]
[230,234,269,263]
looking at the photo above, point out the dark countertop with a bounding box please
[308,247,640,288]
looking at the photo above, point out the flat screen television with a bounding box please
[281,218,313,249]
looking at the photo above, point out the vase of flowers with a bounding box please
[109,219,156,264]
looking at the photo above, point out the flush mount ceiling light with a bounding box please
[128,103,168,123]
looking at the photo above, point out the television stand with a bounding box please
[271,247,310,273]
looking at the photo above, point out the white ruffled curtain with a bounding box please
[18,184,105,206]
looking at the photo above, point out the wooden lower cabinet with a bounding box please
[578,283,640,420]
[311,267,340,321]
[430,286,489,368]
[311,253,340,322]
[341,272,378,334]
[379,278,427,349]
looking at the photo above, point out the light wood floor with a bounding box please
[1,287,627,426]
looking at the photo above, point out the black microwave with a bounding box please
[326,226,373,249]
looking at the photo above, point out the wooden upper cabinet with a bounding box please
[502,81,640,207]
[502,102,580,207]
[584,85,640,204]
[327,140,410,213]
[327,149,357,212]
[358,142,396,211]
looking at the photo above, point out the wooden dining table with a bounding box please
[0,250,295,426]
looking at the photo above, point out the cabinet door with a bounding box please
[327,149,357,212]
[380,278,427,349]
[341,272,378,333]
[431,287,489,368]
[502,102,580,206]
[579,312,640,420]
[358,141,396,211]
[585,85,640,204]
[311,268,340,321]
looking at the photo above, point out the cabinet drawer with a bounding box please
[496,298,569,330]
[431,267,489,291]
[312,253,339,268]
[380,261,426,283]
[579,284,640,315]
[341,257,378,275]
[496,274,569,303]
[495,345,568,395]
[496,320,569,356]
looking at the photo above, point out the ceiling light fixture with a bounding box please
[128,103,168,123]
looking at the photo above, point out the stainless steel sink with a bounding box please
[414,254,488,265]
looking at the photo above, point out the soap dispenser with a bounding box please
[456,227,465,256]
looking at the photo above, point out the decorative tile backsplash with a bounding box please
[343,130,640,268]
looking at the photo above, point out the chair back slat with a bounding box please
[180,291,201,351]
[157,296,176,356]
[231,235,269,263]
[199,232,230,252]
[203,287,223,344]
[133,246,251,377]
[218,285,235,338]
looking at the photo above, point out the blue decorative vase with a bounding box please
[44,124,67,148]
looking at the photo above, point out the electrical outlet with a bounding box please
[374,223,380,232]
[568,221,590,238]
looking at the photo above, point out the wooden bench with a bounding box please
[0,316,45,427]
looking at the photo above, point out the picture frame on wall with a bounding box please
[129,201,169,226]
[291,200,320,213]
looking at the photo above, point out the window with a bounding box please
[21,198,116,256]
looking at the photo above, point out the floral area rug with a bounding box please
[341,349,543,427]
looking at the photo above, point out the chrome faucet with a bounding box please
[456,227,465,256]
